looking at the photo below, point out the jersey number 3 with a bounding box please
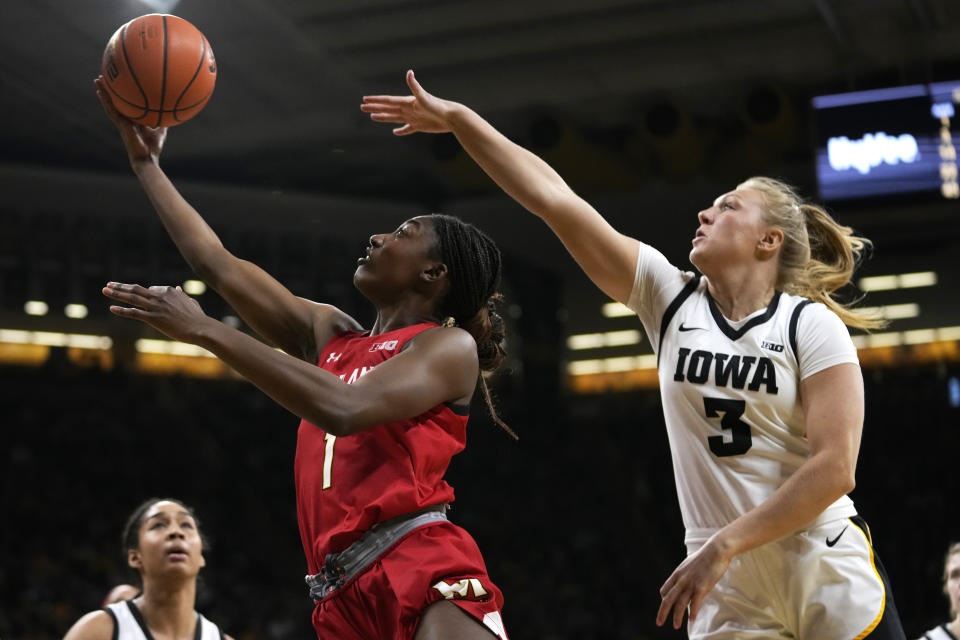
[704,397,752,457]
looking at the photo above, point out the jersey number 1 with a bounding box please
[704,397,752,457]
[322,433,336,489]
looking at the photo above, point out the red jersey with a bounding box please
[294,322,469,574]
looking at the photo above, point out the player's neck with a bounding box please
[704,271,777,322]
[135,582,197,638]
[949,616,960,638]
[370,300,440,335]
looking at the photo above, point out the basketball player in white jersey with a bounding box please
[918,543,960,640]
[362,71,907,639]
[63,499,231,640]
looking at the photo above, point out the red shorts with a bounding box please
[311,521,507,640]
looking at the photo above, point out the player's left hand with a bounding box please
[657,535,732,629]
[361,70,457,135]
[95,76,168,166]
[102,282,211,344]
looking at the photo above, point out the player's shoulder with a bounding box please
[305,301,365,354]
[63,609,114,640]
[306,301,364,332]
[199,612,233,640]
[779,294,845,332]
[406,324,478,358]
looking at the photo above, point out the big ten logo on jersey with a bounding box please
[369,339,398,352]
[673,348,779,394]
[760,340,784,353]
[433,578,489,602]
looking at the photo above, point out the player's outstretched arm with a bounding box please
[102,283,476,435]
[362,70,640,305]
[94,77,350,361]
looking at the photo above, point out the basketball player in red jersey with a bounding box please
[94,77,510,640]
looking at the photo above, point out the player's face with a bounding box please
[947,551,960,616]
[353,216,442,301]
[128,500,205,580]
[689,187,772,274]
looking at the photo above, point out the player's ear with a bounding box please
[421,262,448,283]
[757,227,783,259]
[127,548,142,571]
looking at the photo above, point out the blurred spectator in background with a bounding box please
[917,542,960,640]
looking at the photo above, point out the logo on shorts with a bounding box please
[826,525,848,547]
[433,578,489,601]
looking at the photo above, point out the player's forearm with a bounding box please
[446,104,580,219]
[132,160,231,278]
[711,449,855,558]
[192,319,361,435]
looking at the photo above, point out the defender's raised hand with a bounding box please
[361,70,457,135]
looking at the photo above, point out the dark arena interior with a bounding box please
[2,1,959,638]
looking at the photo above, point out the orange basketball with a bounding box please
[101,14,216,127]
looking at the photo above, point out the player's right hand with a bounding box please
[94,76,167,166]
[361,70,457,136]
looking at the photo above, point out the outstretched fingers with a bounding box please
[361,98,414,121]
[361,95,415,106]
[657,575,692,629]
[405,69,429,99]
[108,304,151,320]
[94,76,127,126]
[102,282,154,308]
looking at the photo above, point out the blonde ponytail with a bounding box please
[738,177,885,330]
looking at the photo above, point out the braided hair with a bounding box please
[428,214,516,439]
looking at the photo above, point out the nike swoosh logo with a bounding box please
[678,323,705,332]
[826,525,848,547]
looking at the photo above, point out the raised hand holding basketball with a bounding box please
[95,76,167,165]
[361,70,456,135]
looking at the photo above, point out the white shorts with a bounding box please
[686,516,905,640]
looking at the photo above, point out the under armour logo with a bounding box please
[326,352,342,363]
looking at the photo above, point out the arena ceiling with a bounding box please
[1,0,959,339]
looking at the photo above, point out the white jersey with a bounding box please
[918,624,958,640]
[105,600,222,640]
[627,243,860,545]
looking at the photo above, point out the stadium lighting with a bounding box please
[64,304,88,319]
[138,0,182,12]
[24,300,49,316]
[0,329,112,349]
[567,329,642,350]
[135,338,215,358]
[566,354,657,375]
[602,302,634,318]
[183,279,207,295]
[857,303,920,320]
[859,271,937,292]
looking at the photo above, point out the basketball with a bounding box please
[101,14,216,128]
